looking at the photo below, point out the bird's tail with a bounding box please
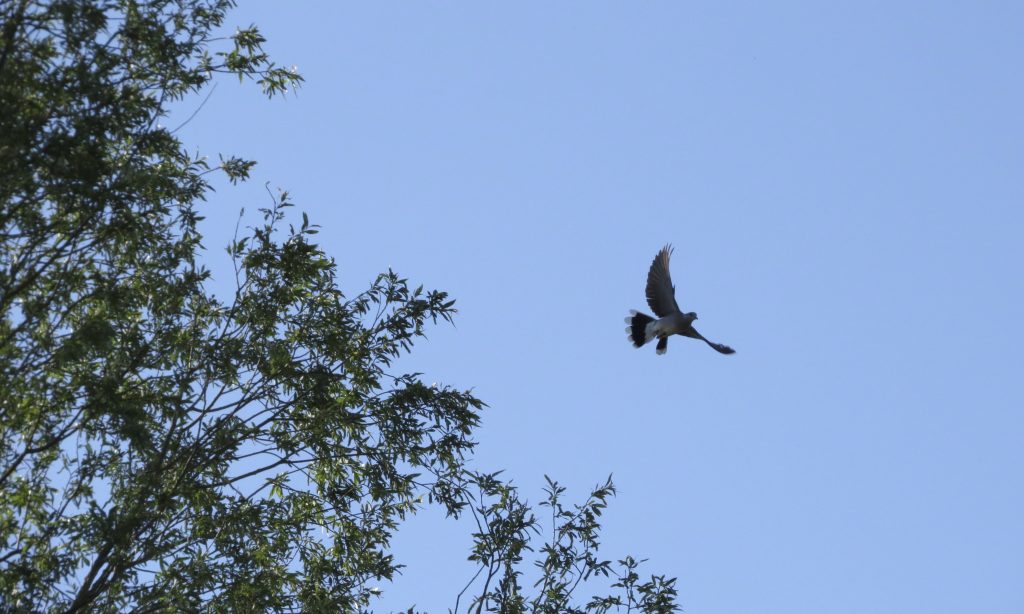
[625,310,655,348]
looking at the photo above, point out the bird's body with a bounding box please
[637,310,696,341]
[626,245,735,355]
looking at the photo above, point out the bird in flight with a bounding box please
[626,245,735,355]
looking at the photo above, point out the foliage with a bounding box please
[0,1,680,612]
[449,474,679,614]
[1,1,479,610]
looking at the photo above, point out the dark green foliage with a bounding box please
[452,474,679,614]
[0,1,680,612]
[1,1,478,610]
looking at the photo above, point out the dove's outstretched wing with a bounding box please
[645,244,680,318]
[687,328,736,355]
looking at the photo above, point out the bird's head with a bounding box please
[686,311,698,322]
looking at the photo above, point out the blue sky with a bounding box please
[176,2,1023,612]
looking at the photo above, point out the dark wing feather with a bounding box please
[688,328,736,355]
[645,245,680,317]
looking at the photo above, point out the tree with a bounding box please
[0,1,679,611]
[451,474,679,614]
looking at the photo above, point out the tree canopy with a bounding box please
[0,2,680,611]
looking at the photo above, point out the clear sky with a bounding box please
[175,2,1023,612]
